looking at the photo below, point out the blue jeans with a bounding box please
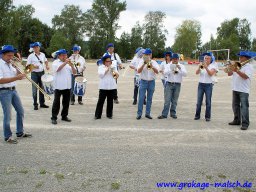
[195,83,213,119]
[232,91,250,127]
[161,82,181,117]
[137,80,155,116]
[31,71,45,106]
[0,90,24,140]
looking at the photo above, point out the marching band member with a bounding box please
[136,48,159,120]
[103,43,122,104]
[194,52,218,122]
[129,47,146,105]
[227,51,254,130]
[94,54,119,119]
[0,45,32,144]
[51,49,76,125]
[69,45,86,105]
[158,53,187,119]
[27,42,50,110]
[159,52,172,87]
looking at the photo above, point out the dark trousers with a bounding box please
[133,77,139,102]
[232,91,250,127]
[71,75,82,102]
[114,79,118,100]
[95,89,114,118]
[51,89,71,120]
[31,71,45,106]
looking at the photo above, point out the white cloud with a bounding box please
[13,0,256,47]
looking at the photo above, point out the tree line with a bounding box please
[1,0,256,60]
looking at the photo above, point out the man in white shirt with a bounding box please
[227,51,255,130]
[194,52,218,121]
[0,45,32,144]
[136,48,159,120]
[129,47,146,105]
[69,45,86,105]
[27,42,50,110]
[158,53,187,119]
[103,43,123,104]
[95,54,119,119]
[51,49,76,125]
[159,52,172,87]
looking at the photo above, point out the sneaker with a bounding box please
[17,133,32,138]
[5,137,18,144]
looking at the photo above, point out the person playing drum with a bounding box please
[69,45,86,105]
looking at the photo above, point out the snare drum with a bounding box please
[73,76,87,96]
[41,74,54,95]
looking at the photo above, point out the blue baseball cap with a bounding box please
[237,51,252,58]
[56,49,68,56]
[164,51,172,57]
[106,43,114,49]
[30,42,41,48]
[101,54,111,61]
[0,45,17,54]
[72,45,81,51]
[172,53,179,59]
[143,48,152,55]
[201,52,215,63]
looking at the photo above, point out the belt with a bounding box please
[167,82,181,84]
[0,86,16,90]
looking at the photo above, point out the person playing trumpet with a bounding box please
[136,48,159,120]
[158,53,187,119]
[194,52,218,121]
[94,54,119,119]
[27,42,50,110]
[0,45,32,144]
[69,45,86,105]
[227,51,254,130]
[159,51,172,87]
[51,49,76,125]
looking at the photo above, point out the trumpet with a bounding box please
[110,65,118,79]
[143,55,152,70]
[11,56,51,100]
[24,64,36,74]
[173,64,179,74]
[223,56,256,73]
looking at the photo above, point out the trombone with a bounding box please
[11,56,51,100]
[223,56,256,73]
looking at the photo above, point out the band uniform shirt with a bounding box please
[138,60,159,81]
[0,59,16,88]
[52,59,72,90]
[130,56,143,76]
[160,61,171,80]
[232,63,254,94]
[164,62,187,83]
[199,62,218,84]
[27,52,47,72]
[98,64,118,90]
[69,54,86,74]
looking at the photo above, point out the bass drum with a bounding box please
[73,76,87,96]
[41,73,54,95]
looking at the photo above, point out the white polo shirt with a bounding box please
[0,59,16,88]
[130,56,143,76]
[199,62,218,83]
[164,62,187,83]
[52,59,72,90]
[98,64,118,90]
[232,63,254,93]
[69,54,86,74]
[160,61,171,80]
[27,52,48,72]
[137,60,159,81]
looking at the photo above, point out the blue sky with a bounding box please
[14,0,256,47]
